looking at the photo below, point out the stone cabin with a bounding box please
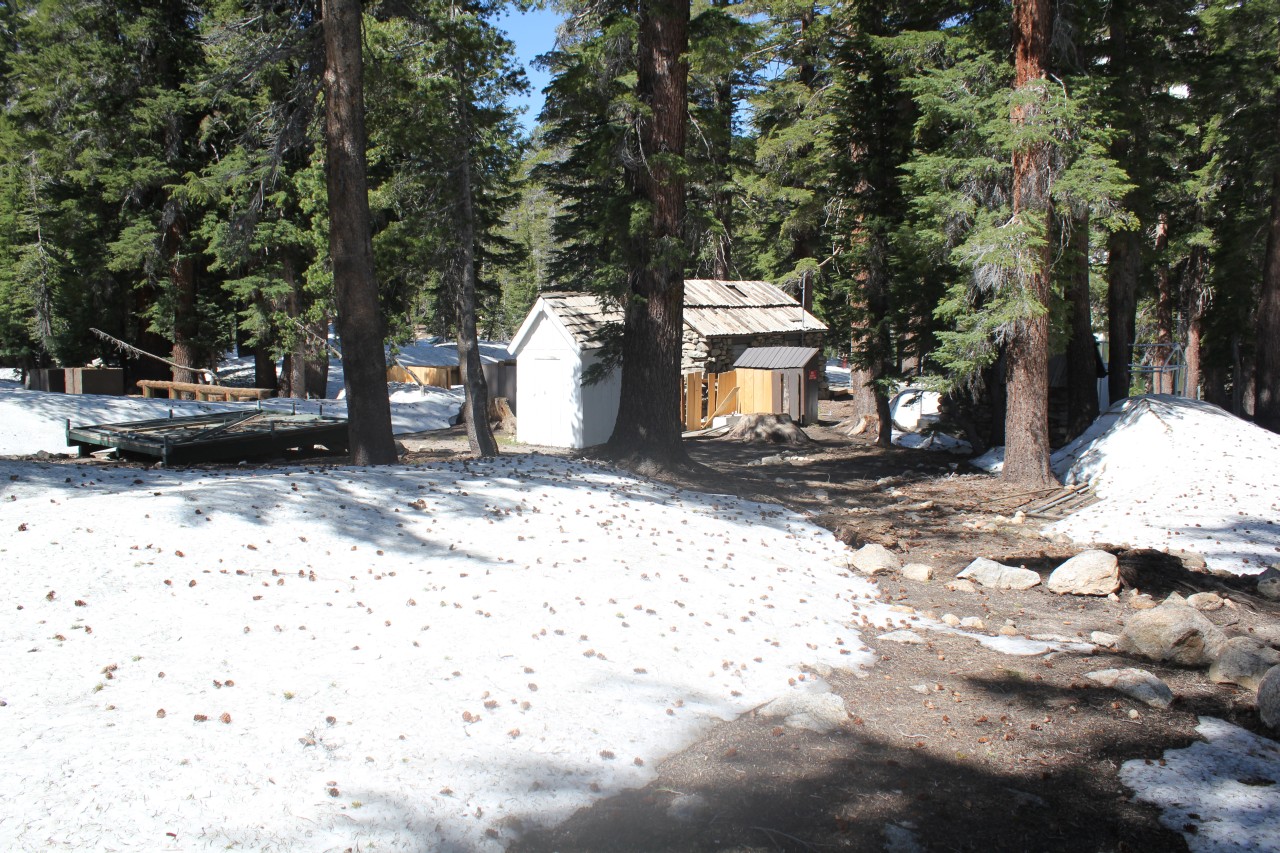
[680,279,826,375]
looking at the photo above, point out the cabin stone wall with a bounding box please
[681,329,826,376]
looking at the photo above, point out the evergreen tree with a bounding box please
[892,7,1130,478]
[604,0,693,466]
[323,0,397,463]
[1194,0,1280,429]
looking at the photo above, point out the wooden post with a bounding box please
[684,371,702,431]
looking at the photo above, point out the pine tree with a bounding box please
[892,8,1130,479]
[1194,0,1280,429]
[604,0,693,467]
[323,0,397,464]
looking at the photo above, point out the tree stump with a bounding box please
[489,397,517,434]
[838,413,879,437]
[725,413,813,444]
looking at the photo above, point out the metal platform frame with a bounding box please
[65,407,349,465]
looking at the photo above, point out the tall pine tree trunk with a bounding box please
[1153,213,1176,394]
[1002,0,1057,487]
[605,0,690,469]
[1104,0,1137,406]
[710,74,734,281]
[304,316,330,399]
[1107,230,1139,403]
[322,0,396,464]
[166,210,199,385]
[1256,170,1280,432]
[1066,212,1099,438]
[1183,245,1208,400]
[452,95,498,459]
[253,343,278,393]
[283,253,307,399]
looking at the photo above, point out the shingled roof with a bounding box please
[522,292,623,349]
[514,282,824,355]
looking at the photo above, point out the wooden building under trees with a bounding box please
[510,282,826,448]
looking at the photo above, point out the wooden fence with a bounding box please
[680,370,740,431]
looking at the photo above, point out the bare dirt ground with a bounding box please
[36,408,1277,852]
[478,401,1273,853]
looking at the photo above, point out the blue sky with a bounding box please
[494,6,564,133]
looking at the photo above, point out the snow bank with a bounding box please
[1046,396,1280,575]
[893,430,972,454]
[825,358,851,388]
[0,386,888,853]
[391,339,512,368]
[0,408,884,850]
[1121,717,1280,853]
[0,384,463,456]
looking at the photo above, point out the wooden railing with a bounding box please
[136,380,273,402]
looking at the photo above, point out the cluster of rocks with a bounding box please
[849,543,1280,731]
[1111,591,1280,727]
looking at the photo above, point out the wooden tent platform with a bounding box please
[66,410,349,465]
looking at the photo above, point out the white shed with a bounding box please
[508,293,623,449]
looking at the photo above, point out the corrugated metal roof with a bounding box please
[540,292,624,347]
[684,279,827,337]
[733,346,821,370]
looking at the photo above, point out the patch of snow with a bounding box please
[893,431,972,454]
[0,385,463,456]
[391,339,512,368]
[927,623,1091,656]
[889,387,940,432]
[825,358,851,388]
[1047,396,1280,575]
[968,396,1280,576]
[969,447,1005,473]
[0,392,880,851]
[1121,717,1280,853]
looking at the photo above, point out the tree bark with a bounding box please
[1003,0,1058,488]
[322,0,396,464]
[1183,245,1208,400]
[1066,212,1099,438]
[166,209,199,385]
[1153,213,1175,394]
[604,0,691,470]
[253,343,277,393]
[304,316,330,399]
[452,92,498,459]
[1256,170,1280,432]
[282,252,306,399]
[1104,0,1138,407]
[1107,229,1139,403]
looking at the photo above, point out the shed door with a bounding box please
[781,370,801,421]
[521,355,568,446]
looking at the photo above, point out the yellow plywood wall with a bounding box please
[737,368,779,416]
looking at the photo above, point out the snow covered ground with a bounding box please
[1121,717,1280,853]
[0,384,886,851]
[1045,396,1280,576]
[0,381,463,457]
[972,396,1280,576]
[0,384,1276,851]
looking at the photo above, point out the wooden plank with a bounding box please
[684,371,703,431]
[703,386,739,427]
[136,380,273,402]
